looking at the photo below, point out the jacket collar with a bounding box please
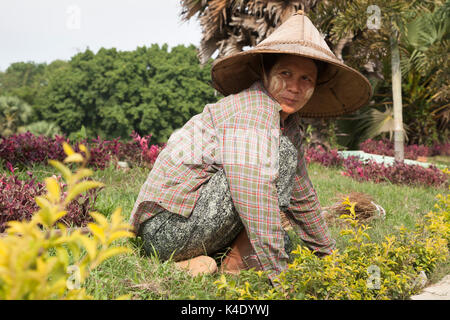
[248,80,282,113]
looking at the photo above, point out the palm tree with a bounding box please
[312,0,446,160]
[180,0,448,157]
[335,1,449,149]
[179,0,366,152]
[401,2,450,140]
[390,24,405,161]
[180,0,318,64]
[21,120,62,138]
[0,96,33,137]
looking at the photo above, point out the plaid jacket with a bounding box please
[130,81,336,281]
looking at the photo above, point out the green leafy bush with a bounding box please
[215,187,449,300]
[36,45,216,142]
[0,142,133,299]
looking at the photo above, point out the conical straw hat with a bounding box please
[211,10,372,118]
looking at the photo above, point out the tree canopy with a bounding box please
[40,44,217,142]
[0,44,217,143]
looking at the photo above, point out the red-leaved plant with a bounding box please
[305,146,448,188]
[341,157,448,187]
[0,169,44,232]
[0,132,67,166]
[360,138,450,160]
[130,131,163,166]
[0,164,99,232]
[0,131,164,170]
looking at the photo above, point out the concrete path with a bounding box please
[410,275,450,300]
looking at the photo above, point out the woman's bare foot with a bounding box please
[220,230,260,275]
[175,255,218,276]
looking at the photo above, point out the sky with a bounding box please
[0,0,203,72]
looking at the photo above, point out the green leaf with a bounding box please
[48,160,72,182]
[65,181,104,204]
[87,223,106,244]
[63,142,75,156]
[64,153,84,163]
[79,236,98,261]
[45,177,61,203]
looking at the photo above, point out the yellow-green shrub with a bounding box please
[215,187,450,300]
[0,143,133,299]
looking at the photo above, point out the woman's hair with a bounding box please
[261,53,327,80]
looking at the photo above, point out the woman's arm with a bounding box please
[285,148,336,256]
[219,113,290,284]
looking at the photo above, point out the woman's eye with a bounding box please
[302,75,312,82]
[281,71,290,76]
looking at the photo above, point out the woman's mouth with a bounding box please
[282,97,298,105]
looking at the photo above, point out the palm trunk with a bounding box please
[390,28,404,162]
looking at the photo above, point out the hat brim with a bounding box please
[211,47,372,118]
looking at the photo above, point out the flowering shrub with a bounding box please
[0,170,44,232]
[305,146,448,188]
[215,189,449,300]
[360,138,450,159]
[0,164,99,233]
[0,142,133,299]
[0,132,67,166]
[342,157,448,188]
[305,145,343,167]
[0,131,163,170]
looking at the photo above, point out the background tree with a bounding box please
[310,0,448,156]
[36,44,216,142]
[400,2,449,144]
[180,0,316,64]
[21,120,62,138]
[0,61,47,107]
[0,96,33,137]
[181,0,449,153]
[0,60,68,138]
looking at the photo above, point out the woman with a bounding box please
[129,11,372,285]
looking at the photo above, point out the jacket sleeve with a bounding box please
[218,111,289,282]
[285,145,336,256]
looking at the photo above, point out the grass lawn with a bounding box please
[2,161,449,299]
[91,161,448,299]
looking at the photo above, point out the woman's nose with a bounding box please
[287,79,302,94]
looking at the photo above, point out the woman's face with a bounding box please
[263,55,317,119]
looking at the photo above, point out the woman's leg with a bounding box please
[220,135,298,273]
[138,167,244,262]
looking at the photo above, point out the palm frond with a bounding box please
[180,0,313,64]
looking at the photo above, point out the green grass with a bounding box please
[2,161,448,299]
[88,162,448,299]
[428,155,450,167]
[308,162,445,245]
